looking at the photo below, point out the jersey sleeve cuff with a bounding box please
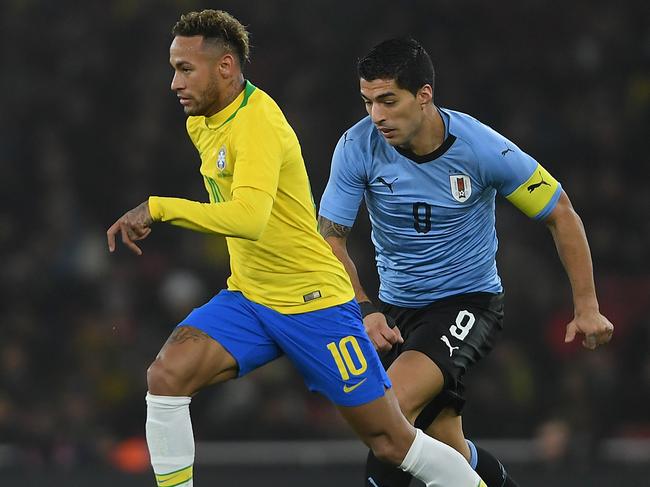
[533,184,562,220]
[318,206,357,228]
[148,196,164,222]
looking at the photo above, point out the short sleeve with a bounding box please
[319,133,367,227]
[480,133,561,219]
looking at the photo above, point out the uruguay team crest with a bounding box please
[216,146,227,172]
[450,174,472,202]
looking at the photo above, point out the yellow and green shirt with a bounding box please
[149,81,353,313]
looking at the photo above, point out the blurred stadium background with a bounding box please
[1,0,648,485]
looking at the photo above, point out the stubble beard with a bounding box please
[193,79,221,117]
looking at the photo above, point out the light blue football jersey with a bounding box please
[319,108,562,307]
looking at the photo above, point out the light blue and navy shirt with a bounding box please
[319,108,562,307]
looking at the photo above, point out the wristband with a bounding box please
[359,300,397,329]
[359,301,379,318]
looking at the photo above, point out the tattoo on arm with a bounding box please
[166,326,212,345]
[318,216,351,239]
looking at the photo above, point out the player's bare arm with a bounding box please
[107,200,153,255]
[544,191,614,349]
[318,215,403,352]
[318,215,352,240]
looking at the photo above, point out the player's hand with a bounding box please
[364,312,403,353]
[564,310,614,350]
[107,201,153,256]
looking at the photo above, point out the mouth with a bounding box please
[178,96,192,106]
[378,127,396,137]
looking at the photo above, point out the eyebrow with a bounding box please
[170,59,193,68]
[361,92,398,101]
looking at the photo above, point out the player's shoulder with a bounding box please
[234,84,288,129]
[443,107,510,159]
[444,108,502,142]
[185,116,205,145]
[344,115,375,138]
[338,116,380,153]
[241,84,275,110]
[186,115,202,131]
[241,84,281,116]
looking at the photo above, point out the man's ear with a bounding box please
[218,53,237,78]
[417,84,433,106]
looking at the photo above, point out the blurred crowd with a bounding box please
[1,0,648,472]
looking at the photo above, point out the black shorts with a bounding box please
[379,292,504,428]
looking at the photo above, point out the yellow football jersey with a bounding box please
[149,81,354,313]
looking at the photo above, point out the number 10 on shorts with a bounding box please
[327,336,368,380]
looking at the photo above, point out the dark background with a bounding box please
[1,0,648,483]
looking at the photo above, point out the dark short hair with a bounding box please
[172,9,250,66]
[358,38,434,96]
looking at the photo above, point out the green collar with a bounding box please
[204,80,257,130]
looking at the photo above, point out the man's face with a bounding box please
[360,78,427,148]
[169,36,222,116]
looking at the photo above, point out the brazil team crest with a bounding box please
[450,174,472,202]
[216,146,227,172]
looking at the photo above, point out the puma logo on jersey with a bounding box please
[376,177,398,193]
[440,335,459,357]
[343,131,354,147]
[501,145,514,156]
[527,171,551,193]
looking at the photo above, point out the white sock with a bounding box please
[399,428,484,487]
[146,392,195,487]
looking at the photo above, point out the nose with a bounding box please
[171,71,183,92]
[370,104,386,125]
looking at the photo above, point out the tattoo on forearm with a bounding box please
[166,326,211,345]
[318,216,351,239]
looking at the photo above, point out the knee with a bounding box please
[400,402,420,425]
[147,358,189,396]
[393,393,421,425]
[367,433,411,466]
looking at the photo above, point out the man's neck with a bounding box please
[402,105,445,156]
[206,75,246,117]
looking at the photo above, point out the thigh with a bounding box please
[152,325,240,395]
[382,292,504,420]
[386,350,445,424]
[176,289,282,378]
[256,299,392,407]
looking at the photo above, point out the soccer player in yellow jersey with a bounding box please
[106,9,487,487]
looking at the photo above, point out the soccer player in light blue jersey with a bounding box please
[319,38,614,487]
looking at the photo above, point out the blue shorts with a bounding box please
[179,290,391,406]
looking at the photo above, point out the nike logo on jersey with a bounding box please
[343,378,368,393]
[376,177,398,193]
[440,335,459,357]
[527,171,551,193]
[501,145,514,156]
